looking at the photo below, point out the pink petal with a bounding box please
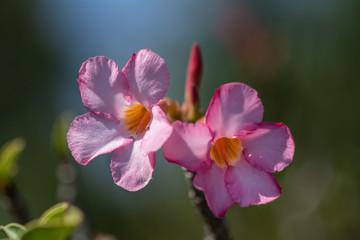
[225,156,281,207]
[111,139,155,191]
[242,122,294,172]
[162,121,213,172]
[67,113,132,165]
[123,49,170,108]
[205,82,263,138]
[193,163,234,218]
[79,56,129,119]
[140,105,173,154]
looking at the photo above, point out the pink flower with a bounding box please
[163,82,294,217]
[67,49,172,191]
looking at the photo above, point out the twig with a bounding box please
[2,182,29,224]
[184,170,231,240]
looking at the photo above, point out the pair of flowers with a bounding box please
[67,49,294,218]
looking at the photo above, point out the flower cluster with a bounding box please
[67,47,294,217]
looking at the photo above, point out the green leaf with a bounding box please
[38,202,82,225]
[0,223,26,240]
[21,226,75,240]
[0,203,83,240]
[0,138,26,185]
[21,202,83,240]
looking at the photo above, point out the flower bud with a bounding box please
[183,43,203,122]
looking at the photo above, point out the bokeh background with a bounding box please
[1,0,360,239]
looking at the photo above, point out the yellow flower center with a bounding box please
[123,103,151,137]
[210,137,243,168]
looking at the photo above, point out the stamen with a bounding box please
[210,137,242,168]
[123,103,151,137]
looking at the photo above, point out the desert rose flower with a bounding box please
[163,82,294,217]
[67,49,172,191]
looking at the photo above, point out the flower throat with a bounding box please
[210,137,242,168]
[124,103,151,137]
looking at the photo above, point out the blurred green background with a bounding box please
[1,0,360,239]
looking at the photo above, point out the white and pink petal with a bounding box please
[242,122,294,173]
[225,157,281,207]
[162,122,213,172]
[67,113,131,165]
[78,56,129,119]
[205,82,263,138]
[111,139,156,192]
[193,163,234,218]
[140,105,173,154]
[123,49,170,108]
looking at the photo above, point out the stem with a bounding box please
[184,170,231,240]
[2,182,29,224]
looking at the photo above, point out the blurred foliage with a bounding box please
[51,113,73,161]
[0,202,83,240]
[0,139,25,187]
[0,223,26,240]
[0,0,58,223]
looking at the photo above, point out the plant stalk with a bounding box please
[2,182,29,224]
[184,170,231,240]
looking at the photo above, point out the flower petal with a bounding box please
[67,113,131,165]
[123,49,170,107]
[140,105,173,154]
[242,122,294,172]
[205,82,263,138]
[225,157,281,207]
[79,56,129,119]
[162,121,213,172]
[111,139,155,191]
[193,163,234,218]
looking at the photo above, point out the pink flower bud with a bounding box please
[183,43,203,122]
[186,43,203,93]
